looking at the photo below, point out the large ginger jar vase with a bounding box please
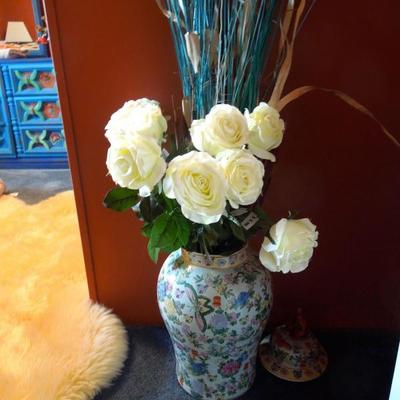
[157,246,273,400]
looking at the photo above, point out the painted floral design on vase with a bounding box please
[157,246,272,399]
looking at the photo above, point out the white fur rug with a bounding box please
[0,191,128,399]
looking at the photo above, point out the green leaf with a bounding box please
[228,219,246,242]
[149,212,192,254]
[149,213,171,248]
[255,206,274,225]
[163,195,177,212]
[162,235,182,253]
[147,241,160,263]
[103,187,139,212]
[141,222,153,238]
[255,206,267,220]
[158,221,178,248]
[175,215,191,246]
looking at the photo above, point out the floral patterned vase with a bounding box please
[157,246,273,400]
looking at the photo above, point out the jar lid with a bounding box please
[259,310,328,382]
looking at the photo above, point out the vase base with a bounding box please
[176,373,253,400]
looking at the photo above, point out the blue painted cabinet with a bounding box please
[0,58,67,168]
[0,70,16,158]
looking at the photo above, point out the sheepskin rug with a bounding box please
[0,191,128,400]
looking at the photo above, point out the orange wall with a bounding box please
[0,0,37,40]
[45,0,400,331]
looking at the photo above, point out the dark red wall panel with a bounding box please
[45,0,400,331]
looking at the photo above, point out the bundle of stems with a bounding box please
[161,0,285,122]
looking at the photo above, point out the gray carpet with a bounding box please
[95,327,398,400]
[0,169,72,204]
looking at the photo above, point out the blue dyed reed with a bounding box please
[165,0,285,120]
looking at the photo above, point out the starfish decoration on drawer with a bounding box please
[14,70,41,92]
[20,101,45,122]
[25,129,50,150]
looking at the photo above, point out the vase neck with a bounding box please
[181,246,248,269]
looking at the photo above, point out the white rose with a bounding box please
[163,151,227,224]
[259,218,318,273]
[190,104,249,156]
[216,149,265,209]
[106,136,166,197]
[105,98,167,144]
[245,102,284,161]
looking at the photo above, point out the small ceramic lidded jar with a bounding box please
[157,246,273,400]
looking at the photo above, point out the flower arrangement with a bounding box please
[103,0,397,273]
[104,95,318,273]
[103,0,321,273]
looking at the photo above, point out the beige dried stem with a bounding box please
[185,32,201,74]
[278,87,400,148]
[156,0,185,27]
[269,0,305,108]
[269,0,400,148]
[182,96,193,128]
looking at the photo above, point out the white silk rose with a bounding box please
[106,136,166,197]
[216,149,265,209]
[245,102,284,161]
[163,151,227,224]
[105,98,167,144]
[259,218,318,273]
[190,104,249,156]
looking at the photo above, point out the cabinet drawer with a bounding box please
[6,63,57,96]
[0,78,7,126]
[0,96,6,126]
[14,96,62,125]
[18,125,66,156]
[0,124,15,156]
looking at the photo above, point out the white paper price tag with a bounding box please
[241,212,259,230]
